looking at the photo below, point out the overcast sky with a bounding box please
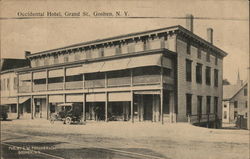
[1,0,249,84]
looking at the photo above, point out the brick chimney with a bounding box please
[186,14,194,32]
[207,28,213,44]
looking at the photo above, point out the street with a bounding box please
[1,119,249,159]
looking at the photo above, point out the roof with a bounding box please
[223,82,248,100]
[0,58,30,72]
[26,25,228,59]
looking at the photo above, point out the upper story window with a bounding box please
[245,101,248,108]
[143,39,150,51]
[186,59,192,82]
[86,49,92,59]
[35,59,40,67]
[98,48,104,57]
[214,69,219,87]
[14,77,18,90]
[186,93,192,115]
[127,43,135,53]
[64,54,69,62]
[206,51,210,62]
[215,54,218,65]
[196,63,202,84]
[197,48,201,59]
[187,42,191,54]
[54,55,59,64]
[115,45,122,55]
[44,57,49,66]
[244,88,247,96]
[206,66,211,85]
[74,52,80,61]
[6,78,10,90]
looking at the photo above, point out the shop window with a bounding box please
[234,111,238,119]
[214,97,218,114]
[197,96,202,116]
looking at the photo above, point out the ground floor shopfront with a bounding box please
[16,89,177,123]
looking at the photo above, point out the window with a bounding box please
[244,88,247,96]
[206,96,211,114]
[64,54,69,62]
[54,55,59,64]
[234,111,238,119]
[127,43,135,53]
[13,77,18,90]
[214,69,218,87]
[206,52,210,62]
[115,45,122,55]
[35,59,40,67]
[224,104,227,108]
[44,58,49,65]
[6,78,10,90]
[196,63,202,84]
[215,55,218,65]
[186,94,192,115]
[74,53,80,61]
[143,39,150,51]
[187,42,191,54]
[206,66,211,85]
[234,101,238,108]
[99,48,104,57]
[214,97,218,114]
[48,77,64,83]
[186,59,192,82]
[224,111,227,119]
[197,48,201,59]
[34,79,46,85]
[246,101,248,108]
[86,50,92,59]
[65,74,83,82]
[197,96,202,117]
[11,104,17,113]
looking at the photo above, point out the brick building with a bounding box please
[15,15,227,126]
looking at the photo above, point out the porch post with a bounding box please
[131,91,134,123]
[31,96,34,119]
[169,92,173,123]
[17,97,19,119]
[63,67,66,90]
[160,66,164,124]
[83,93,86,121]
[105,92,108,122]
[46,95,49,120]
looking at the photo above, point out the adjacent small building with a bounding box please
[14,14,227,127]
[0,58,30,119]
[223,74,248,125]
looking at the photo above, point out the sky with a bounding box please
[1,0,249,84]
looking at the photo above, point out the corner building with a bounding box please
[17,21,227,126]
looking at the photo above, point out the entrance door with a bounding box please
[143,95,153,120]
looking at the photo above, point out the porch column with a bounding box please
[46,95,49,120]
[46,69,48,91]
[105,92,108,122]
[160,89,164,124]
[131,91,134,123]
[63,67,66,90]
[83,93,86,121]
[17,97,19,119]
[31,96,34,119]
[169,92,175,123]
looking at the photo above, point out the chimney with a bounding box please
[186,14,194,32]
[25,51,31,57]
[207,28,213,44]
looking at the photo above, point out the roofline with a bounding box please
[26,25,228,58]
[228,82,248,100]
[0,66,30,74]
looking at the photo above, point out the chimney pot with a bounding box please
[186,14,194,32]
[207,28,213,44]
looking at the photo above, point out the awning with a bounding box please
[86,93,106,102]
[33,71,47,79]
[66,66,83,76]
[19,97,30,104]
[0,97,17,105]
[82,62,105,73]
[108,92,131,102]
[100,58,131,72]
[48,69,64,78]
[49,95,64,103]
[127,54,162,69]
[66,94,83,102]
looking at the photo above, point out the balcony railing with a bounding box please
[48,83,64,90]
[133,75,160,85]
[19,86,31,93]
[65,81,83,89]
[85,79,105,88]
[107,77,130,87]
[33,84,47,92]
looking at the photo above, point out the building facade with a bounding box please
[0,59,30,119]
[16,16,227,126]
[223,80,248,124]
